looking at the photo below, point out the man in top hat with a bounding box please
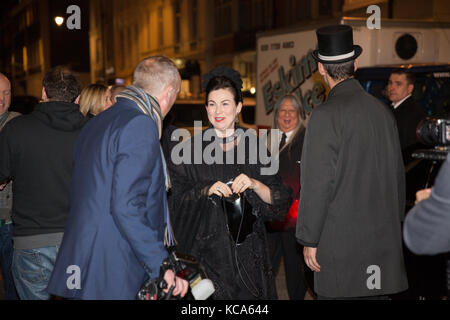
[296,25,408,299]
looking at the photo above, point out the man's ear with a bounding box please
[407,84,414,95]
[159,85,173,117]
[318,62,326,76]
[354,59,359,72]
[74,95,80,104]
[41,87,48,101]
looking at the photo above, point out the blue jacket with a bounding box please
[47,98,169,299]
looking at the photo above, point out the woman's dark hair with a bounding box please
[204,76,243,105]
[202,67,243,105]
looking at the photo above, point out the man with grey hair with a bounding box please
[47,56,188,299]
[0,72,20,300]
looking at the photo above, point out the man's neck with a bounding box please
[327,76,351,90]
[392,95,411,109]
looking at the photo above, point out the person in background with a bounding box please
[266,94,309,300]
[109,84,126,104]
[79,83,113,118]
[0,72,20,300]
[0,67,87,300]
[387,69,426,163]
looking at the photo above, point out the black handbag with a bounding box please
[221,181,256,244]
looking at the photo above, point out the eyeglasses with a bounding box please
[278,109,297,116]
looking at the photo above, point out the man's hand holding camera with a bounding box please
[163,269,189,298]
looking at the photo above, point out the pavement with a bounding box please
[0,257,313,300]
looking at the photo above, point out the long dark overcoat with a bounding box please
[296,78,409,298]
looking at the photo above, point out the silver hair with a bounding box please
[272,94,304,130]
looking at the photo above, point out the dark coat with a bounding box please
[268,127,305,231]
[279,128,305,201]
[296,78,408,298]
[47,98,169,299]
[392,96,426,152]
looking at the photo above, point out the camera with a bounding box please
[136,249,215,300]
[413,118,450,161]
[416,118,450,147]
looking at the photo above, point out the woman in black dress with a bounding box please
[167,67,292,299]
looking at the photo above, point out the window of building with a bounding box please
[319,0,332,16]
[238,0,250,32]
[189,0,198,42]
[158,6,164,47]
[214,0,232,37]
[252,0,269,30]
[174,0,182,48]
[296,0,312,21]
[239,0,272,32]
[146,10,151,49]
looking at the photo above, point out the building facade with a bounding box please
[89,0,344,98]
[2,0,450,98]
[0,0,90,98]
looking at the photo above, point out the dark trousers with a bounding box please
[267,229,308,300]
[0,223,19,300]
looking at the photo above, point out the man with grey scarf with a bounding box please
[47,56,188,299]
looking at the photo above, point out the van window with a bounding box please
[356,66,450,118]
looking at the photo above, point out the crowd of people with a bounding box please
[0,25,449,300]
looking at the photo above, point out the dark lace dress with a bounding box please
[167,127,293,300]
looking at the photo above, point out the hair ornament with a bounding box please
[201,66,243,91]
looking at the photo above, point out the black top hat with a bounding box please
[312,25,362,64]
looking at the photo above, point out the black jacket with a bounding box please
[0,101,86,236]
[392,96,426,152]
[296,78,408,298]
[279,128,305,201]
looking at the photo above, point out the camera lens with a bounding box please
[416,118,440,146]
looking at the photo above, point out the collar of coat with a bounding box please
[327,78,363,100]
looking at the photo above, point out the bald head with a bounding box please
[0,73,11,116]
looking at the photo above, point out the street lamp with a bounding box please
[55,16,64,26]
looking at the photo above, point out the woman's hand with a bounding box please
[231,174,255,194]
[232,174,272,204]
[208,181,233,197]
